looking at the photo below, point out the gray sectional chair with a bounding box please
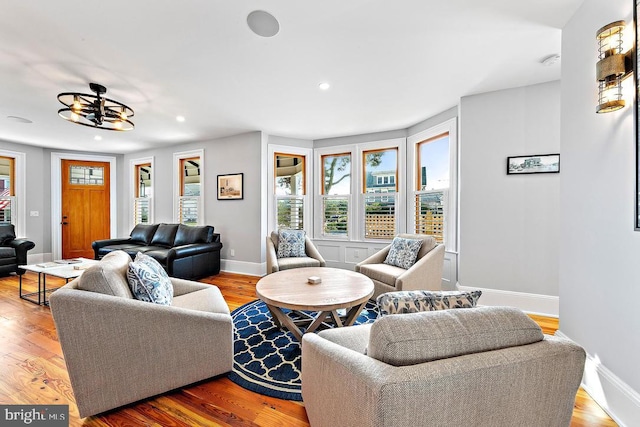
[266,231,326,274]
[355,233,445,298]
[49,250,233,418]
[302,306,586,427]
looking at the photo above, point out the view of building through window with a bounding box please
[363,148,398,239]
[415,133,449,243]
[321,153,350,237]
[134,163,152,225]
[180,157,200,225]
[275,153,305,230]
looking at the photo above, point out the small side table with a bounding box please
[18,258,98,306]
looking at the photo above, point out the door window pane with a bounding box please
[70,165,104,185]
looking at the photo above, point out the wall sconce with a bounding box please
[596,20,633,113]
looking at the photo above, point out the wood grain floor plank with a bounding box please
[0,271,617,426]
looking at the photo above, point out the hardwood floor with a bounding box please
[0,271,617,426]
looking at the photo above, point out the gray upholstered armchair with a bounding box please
[355,233,444,298]
[266,231,326,274]
[49,251,233,418]
[302,306,586,427]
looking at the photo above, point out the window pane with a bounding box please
[275,154,305,195]
[134,197,150,225]
[182,158,200,196]
[179,196,199,226]
[277,197,304,230]
[364,193,396,239]
[137,163,152,198]
[322,196,348,237]
[418,134,449,190]
[364,148,397,192]
[322,154,350,195]
[70,165,104,185]
[415,191,445,243]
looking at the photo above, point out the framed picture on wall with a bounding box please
[217,173,243,200]
[506,154,560,175]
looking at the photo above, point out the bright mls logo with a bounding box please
[1,405,68,426]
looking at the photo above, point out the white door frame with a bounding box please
[51,152,118,260]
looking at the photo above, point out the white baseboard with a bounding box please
[555,330,640,427]
[457,284,559,317]
[26,252,52,265]
[220,259,264,277]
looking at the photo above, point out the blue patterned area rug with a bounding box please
[228,299,379,401]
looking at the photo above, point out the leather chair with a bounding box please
[0,223,35,276]
[355,233,444,299]
[266,231,326,274]
[302,306,586,427]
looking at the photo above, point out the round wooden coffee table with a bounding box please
[256,267,374,341]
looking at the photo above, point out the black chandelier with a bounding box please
[57,83,134,131]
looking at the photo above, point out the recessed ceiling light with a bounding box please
[318,82,331,91]
[247,10,280,37]
[6,115,32,124]
[94,135,102,141]
[176,115,186,122]
[541,54,560,67]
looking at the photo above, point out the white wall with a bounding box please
[123,132,265,275]
[560,0,640,424]
[458,82,561,308]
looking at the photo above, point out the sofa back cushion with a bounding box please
[0,223,16,245]
[174,224,214,246]
[77,250,133,298]
[367,306,543,366]
[130,224,159,244]
[150,224,179,247]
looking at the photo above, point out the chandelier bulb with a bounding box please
[70,112,80,122]
[114,120,123,130]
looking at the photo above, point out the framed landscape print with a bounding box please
[507,154,560,175]
[217,173,243,200]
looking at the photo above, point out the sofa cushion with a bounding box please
[0,247,16,258]
[277,229,306,258]
[367,306,543,367]
[377,290,483,316]
[384,236,423,269]
[357,263,405,286]
[0,224,16,245]
[174,224,214,246]
[126,252,173,305]
[172,286,230,314]
[130,224,159,245]
[150,224,179,247]
[276,256,322,270]
[77,250,133,298]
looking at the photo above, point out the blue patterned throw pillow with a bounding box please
[277,229,306,258]
[384,237,423,269]
[126,252,173,305]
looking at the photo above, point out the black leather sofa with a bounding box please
[0,223,35,276]
[92,223,222,280]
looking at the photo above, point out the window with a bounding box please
[410,118,457,249]
[133,162,152,225]
[363,148,398,239]
[321,153,350,237]
[173,150,204,226]
[0,156,15,224]
[275,153,305,230]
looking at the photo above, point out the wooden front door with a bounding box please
[61,160,111,259]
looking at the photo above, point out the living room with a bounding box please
[1,0,638,425]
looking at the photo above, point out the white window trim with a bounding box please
[268,145,312,234]
[358,138,406,242]
[51,152,118,261]
[173,149,204,225]
[0,149,26,237]
[407,117,458,251]
[314,144,356,241]
[130,156,155,229]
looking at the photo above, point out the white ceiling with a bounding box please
[0,0,584,154]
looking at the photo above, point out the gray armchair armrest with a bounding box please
[49,287,232,418]
[396,244,445,291]
[305,236,326,266]
[266,235,278,274]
